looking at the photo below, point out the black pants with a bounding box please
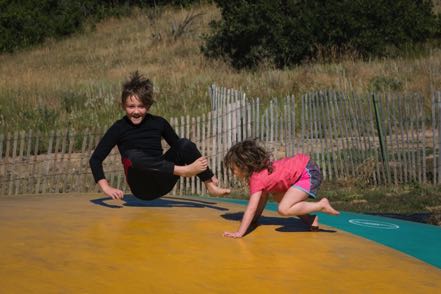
[123,138,214,200]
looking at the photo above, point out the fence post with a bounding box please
[437,93,441,184]
[372,94,391,184]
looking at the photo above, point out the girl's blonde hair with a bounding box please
[224,139,272,180]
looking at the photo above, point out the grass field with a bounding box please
[321,182,441,226]
[0,3,440,133]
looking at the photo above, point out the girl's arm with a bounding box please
[251,192,269,225]
[223,191,262,238]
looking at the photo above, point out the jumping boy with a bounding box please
[89,71,230,200]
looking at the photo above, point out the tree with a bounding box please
[202,0,438,69]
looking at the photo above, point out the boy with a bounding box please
[89,71,230,200]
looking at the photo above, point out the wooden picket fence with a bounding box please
[1,86,441,196]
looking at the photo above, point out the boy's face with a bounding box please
[124,95,149,125]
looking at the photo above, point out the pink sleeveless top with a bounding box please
[249,154,310,195]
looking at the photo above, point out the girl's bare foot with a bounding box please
[183,157,208,177]
[205,181,231,197]
[320,198,340,215]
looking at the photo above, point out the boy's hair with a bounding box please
[121,71,155,108]
[224,139,272,180]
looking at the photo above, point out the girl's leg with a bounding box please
[277,187,339,216]
[272,192,319,229]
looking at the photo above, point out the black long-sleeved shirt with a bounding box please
[89,114,179,183]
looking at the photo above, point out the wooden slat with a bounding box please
[419,96,426,183]
[3,132,11,195]
[42,131,55,194]
[313,93,326,180]
[76,129,89,193]
[434,92,441,184]
[186,115,191,195]
[11,131,18,195]
[23,130,33,194]
[254,97,260,137]
[333,92,347,179]
[391,97,403,183]
[33,131,41,194]
[397,95,408,183]
[323,96,339,180]
[63,130,75,193]
[431,93,437,184]
[204,112,211,195]
[246,97,252,140]
[15,131,26,194]
[408,97,417,182]
[179,116,184,195]
[384,95,397,185]
[217,102,222,186]
[191,116,197,195]
[200,115,205,194]
[170,117,178,196]
[0,133,4,195]
[415,97,422,183]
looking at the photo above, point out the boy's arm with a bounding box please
[161,117,180,146]
[98,179,124,200]
[223,191,262,238]
[89,123,119,183]
[90,122,123,199]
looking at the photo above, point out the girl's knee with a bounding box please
[277,205,290,216]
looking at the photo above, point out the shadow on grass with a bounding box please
[221,212,337,235]
[90,194,229,211]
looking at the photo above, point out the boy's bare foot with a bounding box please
[182,157,208,177]
[320,198,340,215]
[205,181,231,197]
[210,176,219,185]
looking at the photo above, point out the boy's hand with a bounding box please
[103,186,124,200]
[223,231,244,238]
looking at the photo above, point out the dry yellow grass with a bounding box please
[0,3,440,132]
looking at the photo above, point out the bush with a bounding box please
[0,0,101,52]
[202,0,438,69]
[0,0,207,53]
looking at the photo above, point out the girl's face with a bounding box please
[231,164,246,179]
[124,95,148,125]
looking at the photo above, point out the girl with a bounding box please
[223,139,339,238]
[89,71,230,201]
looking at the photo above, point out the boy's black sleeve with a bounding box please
[89,124,120,183]
[161,117,180,147]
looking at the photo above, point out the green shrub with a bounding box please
[202,0,438,69]
[0,1,100,52]
[0,0,206,53]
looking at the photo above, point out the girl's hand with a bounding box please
[103,186,124,200]
[223,231,244,238]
